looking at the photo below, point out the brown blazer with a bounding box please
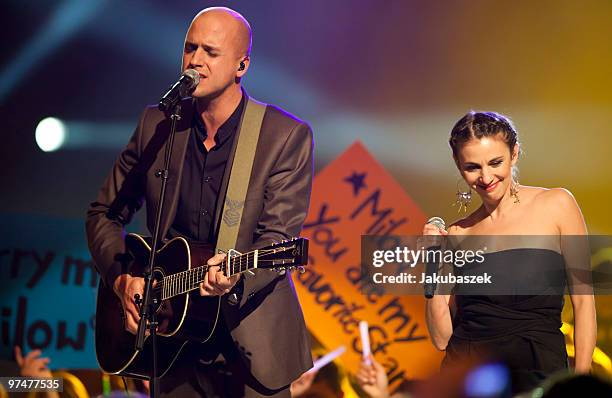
[86,93,313,389]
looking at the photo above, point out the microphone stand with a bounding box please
[134,102,183,398]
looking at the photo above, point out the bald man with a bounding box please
[87,7,313,397]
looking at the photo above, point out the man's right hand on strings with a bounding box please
[113,274,144,335]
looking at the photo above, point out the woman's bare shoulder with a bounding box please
[529,186,578,208]
[523,186,584,232]
[448,208,483,235]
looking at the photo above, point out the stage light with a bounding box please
[35,117,133,151]
[464,362,510,397]
[36,117,67,152]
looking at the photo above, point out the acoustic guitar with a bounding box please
[95,233,308,378]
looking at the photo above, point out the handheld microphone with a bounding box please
[424,216,446,299]
[158,69,200,112]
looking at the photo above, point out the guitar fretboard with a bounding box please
[157,245,297,300]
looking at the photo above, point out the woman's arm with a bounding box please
[571,294,597,372]
[426,294,453,350]
[423,222,453,350]
[551,188,596,372]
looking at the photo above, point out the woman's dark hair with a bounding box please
[449,111,520,158]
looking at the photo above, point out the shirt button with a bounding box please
[203,176,212,183]
[201,210,209,216]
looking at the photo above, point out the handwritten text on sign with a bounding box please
[0,214,101,369]
[293,141,443,390]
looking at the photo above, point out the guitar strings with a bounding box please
[155,247,297,300]
[156,247,289,286]
[156,247,279,287]
[158,250,291,299]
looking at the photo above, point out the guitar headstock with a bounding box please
[256,237,309,272]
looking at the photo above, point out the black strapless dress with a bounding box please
[443,249,568,394]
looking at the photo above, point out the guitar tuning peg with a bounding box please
[298,266,305,274]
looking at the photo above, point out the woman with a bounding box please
[424,111,596,394]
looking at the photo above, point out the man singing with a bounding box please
[86,7,313,397]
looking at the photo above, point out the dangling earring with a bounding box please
[453,178,472,213]
[510,180,520,204]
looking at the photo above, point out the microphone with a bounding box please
[158,69,200,112]
[424,216,445,299]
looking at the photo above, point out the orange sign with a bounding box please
[294,141,444,389]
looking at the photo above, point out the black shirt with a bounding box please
[169,94,246,243]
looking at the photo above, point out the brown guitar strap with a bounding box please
[215,98,267,253]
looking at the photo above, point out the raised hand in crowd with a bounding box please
[355,355,390,398]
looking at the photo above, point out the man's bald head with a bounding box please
[189,7,252,58]
[182,7,252,99]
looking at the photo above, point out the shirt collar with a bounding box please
[193,92,246,148]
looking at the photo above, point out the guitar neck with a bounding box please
[159,245,296,300]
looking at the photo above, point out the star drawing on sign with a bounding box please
[344,171,367,197]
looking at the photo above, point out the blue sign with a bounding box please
[1,214,101,369]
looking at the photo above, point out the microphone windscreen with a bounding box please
[182,68,200,88]
[426,216,446,230]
